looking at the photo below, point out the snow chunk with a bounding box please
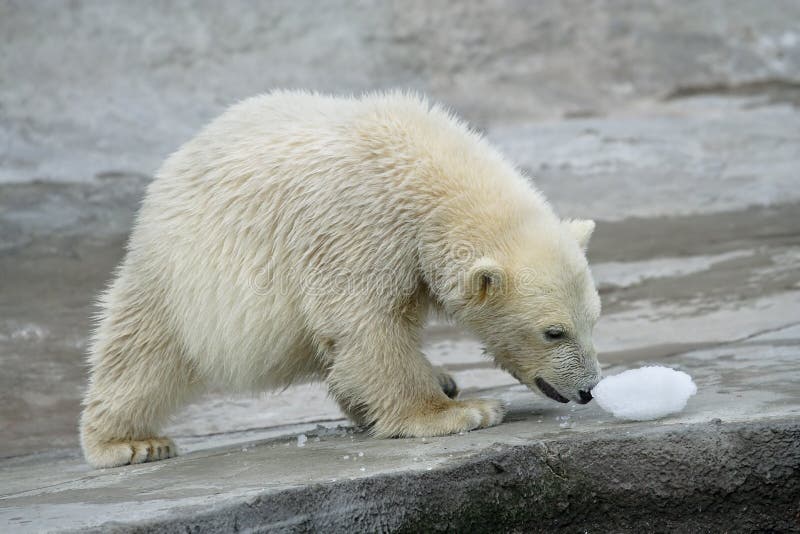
[592,366,697,421]
[296,434,307,447]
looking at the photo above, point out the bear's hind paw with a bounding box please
[84,437,177,469]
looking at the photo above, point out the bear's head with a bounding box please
[455,218,602,404]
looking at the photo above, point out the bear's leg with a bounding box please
[327,323,504,437]
[332,396,370,429]
[80,316,197,468]
[333,367,459,427]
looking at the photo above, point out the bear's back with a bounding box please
[122,93,438,385]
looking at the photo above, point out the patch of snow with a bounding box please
[592,366,697,420]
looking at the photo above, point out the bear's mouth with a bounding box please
[534,377,569,403]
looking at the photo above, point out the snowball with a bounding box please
[592,366,697,421]
[296,434,307,447]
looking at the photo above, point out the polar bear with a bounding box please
[80,92,602,468]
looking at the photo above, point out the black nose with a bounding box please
[578,389,593,404]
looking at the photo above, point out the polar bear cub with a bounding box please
[80,92,601,468]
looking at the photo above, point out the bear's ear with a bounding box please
[564,219,595,251]
[465,257,506,301]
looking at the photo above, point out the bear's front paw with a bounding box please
[375,397,506,438]
[457,398,506,429]
[83,437,177,469]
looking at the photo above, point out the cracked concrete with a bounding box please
[1,1,800,531]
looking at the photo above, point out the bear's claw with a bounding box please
[436,369,460,399]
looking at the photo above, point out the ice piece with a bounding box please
[592,366,697,421]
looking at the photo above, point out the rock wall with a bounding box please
[2,0,799,183]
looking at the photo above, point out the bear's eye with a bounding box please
[544,327,565,341]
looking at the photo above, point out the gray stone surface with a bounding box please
[1,1,800,531]
[2,0,800,183]
[1,378,798,531]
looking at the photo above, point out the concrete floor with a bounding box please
[1,93,799,530]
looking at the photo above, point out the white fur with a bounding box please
[80,91,601,468]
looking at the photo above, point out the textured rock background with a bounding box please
[2,0,799,183]
[2,0,800,453]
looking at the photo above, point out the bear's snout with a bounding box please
[578,389,593,404]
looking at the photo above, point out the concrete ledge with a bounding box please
[100,421,800,533]
[1,417,790,533]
